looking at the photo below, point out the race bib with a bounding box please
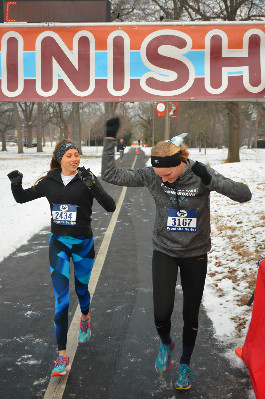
[52,204,77,225]
[167,209,197,232]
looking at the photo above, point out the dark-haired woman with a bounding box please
[8,140,116,377]
[102,118,252,391]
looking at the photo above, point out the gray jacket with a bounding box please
[102,139,252,258]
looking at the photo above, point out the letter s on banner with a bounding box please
[140,30,195,96]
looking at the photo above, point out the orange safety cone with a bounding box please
[136,147,139,155]
[235,347,242,358]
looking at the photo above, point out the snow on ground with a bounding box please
[1,144,265,388]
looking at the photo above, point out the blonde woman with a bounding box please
[102,117,251,391]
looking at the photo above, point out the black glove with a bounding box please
[191,161,212,185]
[105,117,120,137]
[7,170,23,185]
[78,167,96,188]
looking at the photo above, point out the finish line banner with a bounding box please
[0,22,265,102]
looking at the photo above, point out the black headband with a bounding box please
[151,151,181,168]
[56,142,79,164]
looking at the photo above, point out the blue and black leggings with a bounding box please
[49,233,95,351]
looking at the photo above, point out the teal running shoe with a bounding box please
[155,341,175,375]
[78,314,91,343]
[51,355,71,377]
[174,364,195,390]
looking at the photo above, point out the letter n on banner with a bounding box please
[35,31,95,97]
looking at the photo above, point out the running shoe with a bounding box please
[174,364,195,390]
[155,341,175,374]
[51,355,71,377]
[78,314,91,343]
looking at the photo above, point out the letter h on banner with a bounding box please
[205,29,265,94]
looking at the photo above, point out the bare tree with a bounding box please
[72,102,82,154]
[0,103,13,151]
[182,0,265,161]
[80,102,104,145]
[13,103,23,154]
[46,102,71,142]
[37,102,43,152]
[183,0,265,21]
[18,102,36,148]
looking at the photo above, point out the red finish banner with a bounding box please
[0,22,265,101]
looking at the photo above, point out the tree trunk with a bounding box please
[27,123,33,148]
[72,102,82,154]
[198,131,202,152]
[216,117,224,149]
[13,103,23,154]
[59,126,64,141]
[1,131,7,151]
[104,102,118,120]
[43,125,46,147]
[58,102,69,139]
[105,102,113,120]
[226,102,240,163]
[37,102,43,152]
[254,111,260,148]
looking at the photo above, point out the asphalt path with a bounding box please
[0,148,253,399]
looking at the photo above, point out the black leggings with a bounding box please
[152,250,207,347]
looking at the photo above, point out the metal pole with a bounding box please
[152,103,155,147]
[164,102,170,140]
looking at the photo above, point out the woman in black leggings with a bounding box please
[102,117,252,390]
[153,251,207,369]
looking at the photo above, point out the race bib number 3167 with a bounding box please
[167,209,197,232]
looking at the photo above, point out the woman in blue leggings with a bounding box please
[8,139,116,377]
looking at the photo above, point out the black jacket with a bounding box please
[117,142,126,152]
[11,168,116,237]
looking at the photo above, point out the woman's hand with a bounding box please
[7,170,23,185]
[191,162,212,185]
[105,117,120,138]
[78,167,96,188]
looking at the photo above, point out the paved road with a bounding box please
[0,148,252,399]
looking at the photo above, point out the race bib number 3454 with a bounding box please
[167,209,197,232]
[52,204,77,226]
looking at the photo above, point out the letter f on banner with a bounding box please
[205,29,265,94]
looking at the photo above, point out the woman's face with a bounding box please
[153,163,185,183]
[60,148,80,176]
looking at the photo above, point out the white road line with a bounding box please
[43,155,137,399]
